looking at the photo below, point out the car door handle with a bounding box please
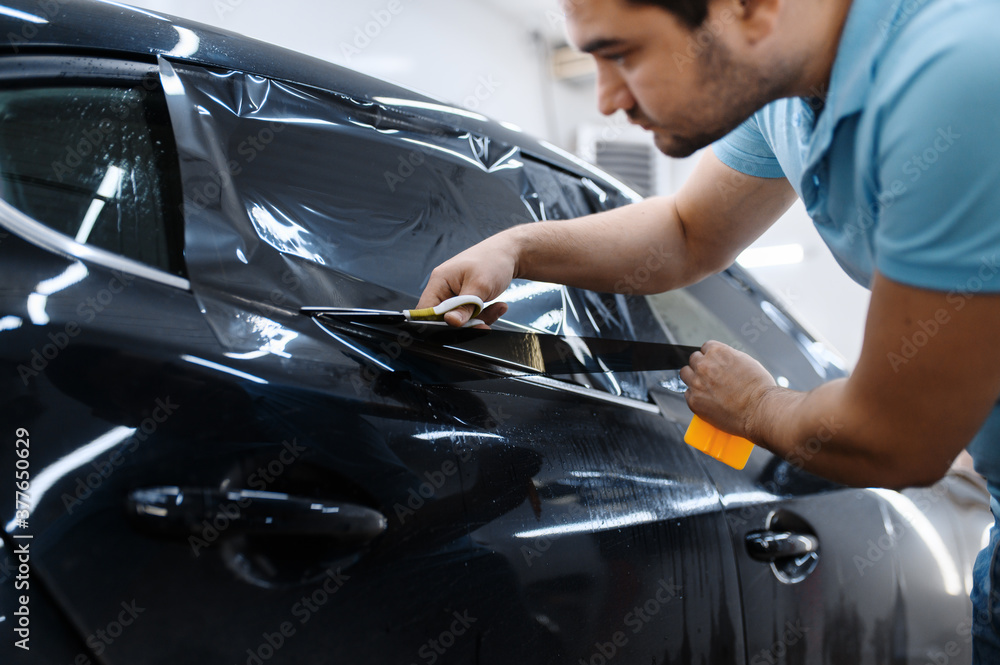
[745,530,819,562]
[126,486,387,544]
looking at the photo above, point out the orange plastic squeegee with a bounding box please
[684,415,755,470]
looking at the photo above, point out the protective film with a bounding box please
[157,57,648,396]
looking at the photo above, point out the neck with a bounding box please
[785,0,855,99]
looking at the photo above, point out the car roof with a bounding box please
[0,0,633,192]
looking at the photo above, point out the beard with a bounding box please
[645,39,789,158]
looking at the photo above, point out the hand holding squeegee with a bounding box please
[303,294,754,469]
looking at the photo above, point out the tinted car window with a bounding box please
[160,61,645,396]
[646,289,757,357]
[646,273,842,391]
[0,82,184,276]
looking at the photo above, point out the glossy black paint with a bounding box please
[0,1,985,663]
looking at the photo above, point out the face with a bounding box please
[563,0,787,157]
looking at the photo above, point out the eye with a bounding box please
[605,48,638,67]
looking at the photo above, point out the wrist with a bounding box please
[504,223,533,280]
[743,385,786,443]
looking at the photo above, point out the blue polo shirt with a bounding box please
[712,0,1000,481]
[715,0,1000,292]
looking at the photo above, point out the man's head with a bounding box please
[561,0,846,157]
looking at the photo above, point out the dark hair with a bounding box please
[626,0,710,28]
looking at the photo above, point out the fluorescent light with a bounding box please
[0,6,47,23]
[5,426,135,531]
[166,26,200,58]
[737,243,805,268]
[180,355,268,384]
[869,488,964,596]
[373,97,487,122]
[515,510,658,539]
[0,315,23,331]
[27,263,89,325]
[75,165,123,244]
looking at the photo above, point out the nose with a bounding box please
[596,62,635,116]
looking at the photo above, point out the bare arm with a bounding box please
[417,150,797,325]
[683,272,1000,488]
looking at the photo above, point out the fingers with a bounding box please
[443,308,467,327]
[442,300,509,328]
[479,301,508,325]
[415,280,459,310]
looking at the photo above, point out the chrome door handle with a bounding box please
[127,486,387,544]
[746,530,819,562]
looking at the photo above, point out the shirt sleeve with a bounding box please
[711,114,786,179]
[873,25,1000,292]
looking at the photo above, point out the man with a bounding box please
[416,0,1000,658]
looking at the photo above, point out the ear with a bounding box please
[719,0,782,45]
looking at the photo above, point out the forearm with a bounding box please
[747,380,949,489]
[509,196,721,294]
[747,381,878,486]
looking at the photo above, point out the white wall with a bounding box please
[124,0,869,366]
[126,0,556,138]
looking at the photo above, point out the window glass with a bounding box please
[645,289,751,353]
[645,277,832,392]
[0,82,184,276]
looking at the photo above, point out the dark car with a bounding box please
[0,1,989,663]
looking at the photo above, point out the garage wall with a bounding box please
[123,0,869,366]
[123,0,561,139]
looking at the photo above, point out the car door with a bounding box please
[639,271,978,664]
[0,55,234,663]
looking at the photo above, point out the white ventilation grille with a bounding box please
[593,141,655,198]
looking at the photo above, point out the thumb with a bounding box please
[443,304,474,327]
